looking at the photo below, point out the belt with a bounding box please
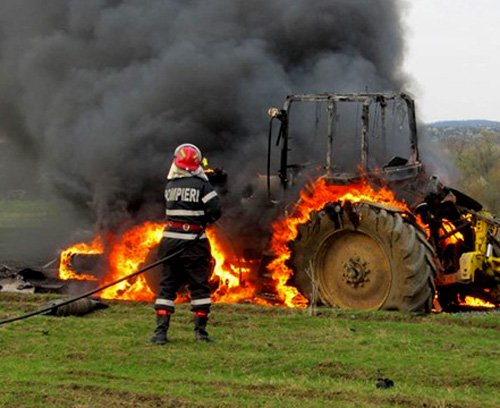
[166,221,204,232]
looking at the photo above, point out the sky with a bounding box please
[403,0,500,123]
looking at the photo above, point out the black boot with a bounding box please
[194,313,213,343]
[150,313,170,345]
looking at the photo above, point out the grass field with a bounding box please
[0,199,61,228]
[0,293,498,408]
[0,198,88,262]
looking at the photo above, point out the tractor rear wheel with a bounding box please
[291,203,436,312]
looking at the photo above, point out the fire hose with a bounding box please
[0,232,202,326]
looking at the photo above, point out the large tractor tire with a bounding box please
[291,203,436,312]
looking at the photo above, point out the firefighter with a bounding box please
[150,143,222,344]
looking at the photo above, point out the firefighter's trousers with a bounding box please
[154,237,212,313]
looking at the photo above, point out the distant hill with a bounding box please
[424,120,500,139]
[428,120,500,129]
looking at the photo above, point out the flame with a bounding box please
[58,223,263,304]
[99,222,166,301]
[267,177,415,308]
[207,228,259,303]
[460,295,496,308]
[440,219,464,245]
[58,236,104,280]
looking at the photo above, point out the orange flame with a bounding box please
[460,296,496,308]
[268,177,415,308]
[99,222,166,301]
[58,223,263,304]
[440,219,464,245]
[58,236,103,280]
[207,228,259,303]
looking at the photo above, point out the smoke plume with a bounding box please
[0,0,409,232]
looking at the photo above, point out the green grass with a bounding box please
[0,198,87,261]
[0,199,62,228]
[0,294,498,407]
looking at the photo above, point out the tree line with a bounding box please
[426,127,500,215]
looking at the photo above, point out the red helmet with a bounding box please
[173,143,202,171]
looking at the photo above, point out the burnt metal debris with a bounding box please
[0,265,64,294]
[0,264,35,294]
[0,264,107,318]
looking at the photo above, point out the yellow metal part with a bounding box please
[458,252,484,282]
[458,210,500,283]
[474,218,489,253]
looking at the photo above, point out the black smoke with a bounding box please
[0,0,409,235]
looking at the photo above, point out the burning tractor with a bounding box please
[252,92,500,312]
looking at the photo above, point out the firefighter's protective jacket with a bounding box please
[163,169,222,240]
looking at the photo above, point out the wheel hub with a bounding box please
[343,256,370,287]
